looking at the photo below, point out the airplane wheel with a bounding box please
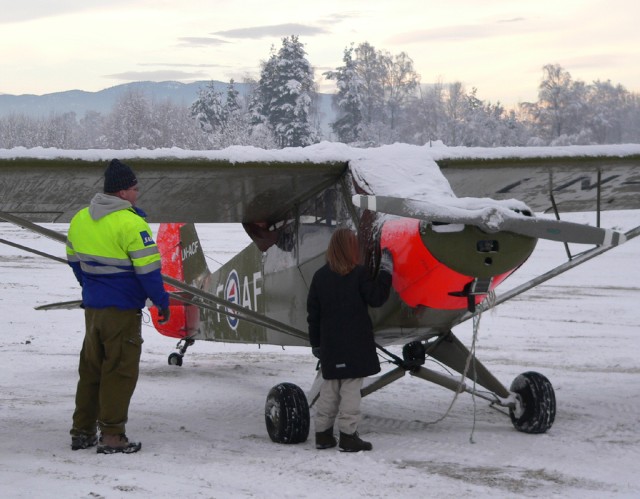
[265,382,309,444]
[168,352,183,367]
[509,371,556,434]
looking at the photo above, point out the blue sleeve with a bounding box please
[69,261,83,287]
[137,269,170,309]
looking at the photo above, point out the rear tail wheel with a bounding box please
[265,382,310,444]
[509,371,556,434]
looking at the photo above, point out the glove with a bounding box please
[380,248,394,274]
[312,347,322,359]
[158,307,171,325]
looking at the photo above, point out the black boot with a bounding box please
[315,427,337,449]
[339,431,372,452]
[71,433,98,450]
[97,433,142,454]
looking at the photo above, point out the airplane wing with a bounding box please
[437,154,640,213]
[2,147,639,225]
[0,157,347,223]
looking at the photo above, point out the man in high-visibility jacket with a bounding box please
[67,159,170,454]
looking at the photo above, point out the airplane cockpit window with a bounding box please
[245,186,348,256]
[298,187,349,263]
[298,188,338,226]
[243,219,295,253]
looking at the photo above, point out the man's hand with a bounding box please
[158,307,171,325]
[312,347,321,359]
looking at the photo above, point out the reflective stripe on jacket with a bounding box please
[67,193,170,311]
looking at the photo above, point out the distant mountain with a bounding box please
[0,81,336,137]
[0,81,231,117]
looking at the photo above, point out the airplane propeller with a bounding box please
[352,195,627,246]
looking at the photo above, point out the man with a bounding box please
[66,159,170,454]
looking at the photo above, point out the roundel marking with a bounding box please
[225,269,240,330]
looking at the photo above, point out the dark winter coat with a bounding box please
[307,264,392,379]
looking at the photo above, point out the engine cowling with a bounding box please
[380,218,537,310]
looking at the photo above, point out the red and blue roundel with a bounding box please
[225,270,240,330]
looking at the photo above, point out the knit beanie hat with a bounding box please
[104,159,138,193]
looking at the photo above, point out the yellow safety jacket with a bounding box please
[66,193,169,310]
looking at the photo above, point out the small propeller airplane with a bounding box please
[1,143,639,444]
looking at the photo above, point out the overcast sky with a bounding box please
[1,0,638,106]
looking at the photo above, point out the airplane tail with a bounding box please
[151,223,209,338]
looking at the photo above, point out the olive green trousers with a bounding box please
[70,308,143,437]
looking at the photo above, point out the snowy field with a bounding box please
[1,211,639,498]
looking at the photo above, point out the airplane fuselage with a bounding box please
[153,175,537,347]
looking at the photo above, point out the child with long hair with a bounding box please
[307,228,393,451]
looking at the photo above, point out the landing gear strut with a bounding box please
[365,338,556,434]
[264,336,557,443]
[168,338,195,367]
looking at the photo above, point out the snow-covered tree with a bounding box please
[190,81,227,134]
[408,82,447,145]
[255,35,319,148]
[584,80,627,143]
[77,111,107,148]
[151,99,205,149]
[324,45,363,143]
[353,42,386,127]
[225,79,242,116]
[2,59,639,149]
[104,88,153,148]
[325,42,419,145]
[381,50,419,132]
[520,64,588,143]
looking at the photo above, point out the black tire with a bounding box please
[265,382,310,444]
[168,352,183,367]
[509,371,556,434]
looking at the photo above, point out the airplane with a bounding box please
[1,143,639,445]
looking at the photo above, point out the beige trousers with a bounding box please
[315,377,363,435]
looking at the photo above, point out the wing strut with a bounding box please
[162,276,308,341]
[0,211,308,342]
[0,211,67,243]
[0,237,67,263]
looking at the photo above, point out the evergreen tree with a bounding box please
[225,79,242,116]
[190,81,227,134]
[256,35,319,148]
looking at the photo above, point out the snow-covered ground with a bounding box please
[1,211,639,498]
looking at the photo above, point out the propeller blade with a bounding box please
[352,195,627,246]
[352,195,464,224]
[498,217,626,246]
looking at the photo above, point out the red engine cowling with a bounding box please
[380,218,534,310]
